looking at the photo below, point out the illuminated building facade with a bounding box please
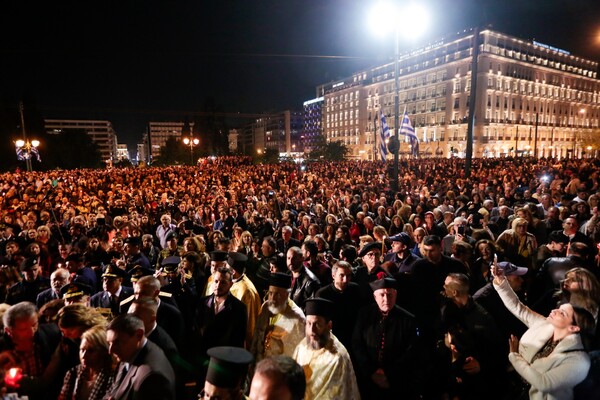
[302,97,324,154]
[147,121,194,161]
[318,28,599,160]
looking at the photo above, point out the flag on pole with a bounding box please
[15,144,41,162]
[399,111,419,157]
[380,112,391,161]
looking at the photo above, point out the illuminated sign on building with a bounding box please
[533,41,570,56]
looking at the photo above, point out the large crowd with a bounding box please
[0,155,599,399]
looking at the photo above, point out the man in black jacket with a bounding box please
[89,264,133,317]
[287,246,320,312]
[105,314,175,400]
[353,277,422,399]
[195,267,247,376]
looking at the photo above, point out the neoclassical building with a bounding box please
[316,28,599,160]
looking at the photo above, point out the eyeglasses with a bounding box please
[364,252,379,258]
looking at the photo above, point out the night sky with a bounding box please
[2,0,599,150]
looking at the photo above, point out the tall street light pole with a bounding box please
[183,137,199,165]
[369,2,430,194]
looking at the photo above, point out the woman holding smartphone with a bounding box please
[491,260,594,400]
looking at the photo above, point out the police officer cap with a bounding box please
[102,264,128,279]
[129,265,154,283]
[60,281,92,300]
[161,256,181,267]
[123,236,141,247]
[20,257,40,272]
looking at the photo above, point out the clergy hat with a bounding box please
[102,264,128,279]
[369,277,397,292]
[358,241,382,258]
[269,272,292,289]
[305,298,334,319]
[206,346,253,389]
[210,250,228,262]
[227,252,248,274]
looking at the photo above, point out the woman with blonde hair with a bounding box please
[236,230,254,256]
[58,325,115,400]
[496,217,538,270]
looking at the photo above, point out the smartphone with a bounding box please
[457,225,465,235]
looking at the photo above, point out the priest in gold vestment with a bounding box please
[293,298,360,400]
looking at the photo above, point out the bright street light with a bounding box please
[368,2,430,41]
[368,1,430,192]
[182,136,200,165]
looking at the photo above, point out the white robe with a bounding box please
[293,333,360,400]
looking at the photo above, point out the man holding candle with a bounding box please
[0,302,61,399]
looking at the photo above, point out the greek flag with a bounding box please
[399,111,419,157]
[15,144,41,162]
[379,112,391,161]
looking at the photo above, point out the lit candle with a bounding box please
[5,367,23,388]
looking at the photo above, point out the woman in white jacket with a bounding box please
[491,262,594,400]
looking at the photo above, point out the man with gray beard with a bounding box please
[250,272,305,364]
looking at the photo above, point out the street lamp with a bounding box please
[369,2,429,193]
[15,139,40,172]
[182,137,199,165]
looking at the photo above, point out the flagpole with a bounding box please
[373,112,378,161]
[19,102,32,173]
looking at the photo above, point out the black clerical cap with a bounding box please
[210,250,228,262]
[269,272,292,289]
[206,346,253,389]
[305,298,334,319]
[227,252,248,274]
[369,277,398,292]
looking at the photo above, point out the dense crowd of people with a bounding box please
[0,155,599,399]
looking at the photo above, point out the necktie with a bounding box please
[111,295,120,316]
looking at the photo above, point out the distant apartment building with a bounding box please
[302,97,324,154]
[136,140,148,165]
[44,119,118,162]
[318,28,599,160]
[116,144,130,161]
[240,111,303,156]
[147,121,194,161]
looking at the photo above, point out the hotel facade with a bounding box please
[317,28,599,160]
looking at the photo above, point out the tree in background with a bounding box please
[192,97,228,156]
[154,136,187,166]
[43,129,103,169]
[308,136,350,161]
